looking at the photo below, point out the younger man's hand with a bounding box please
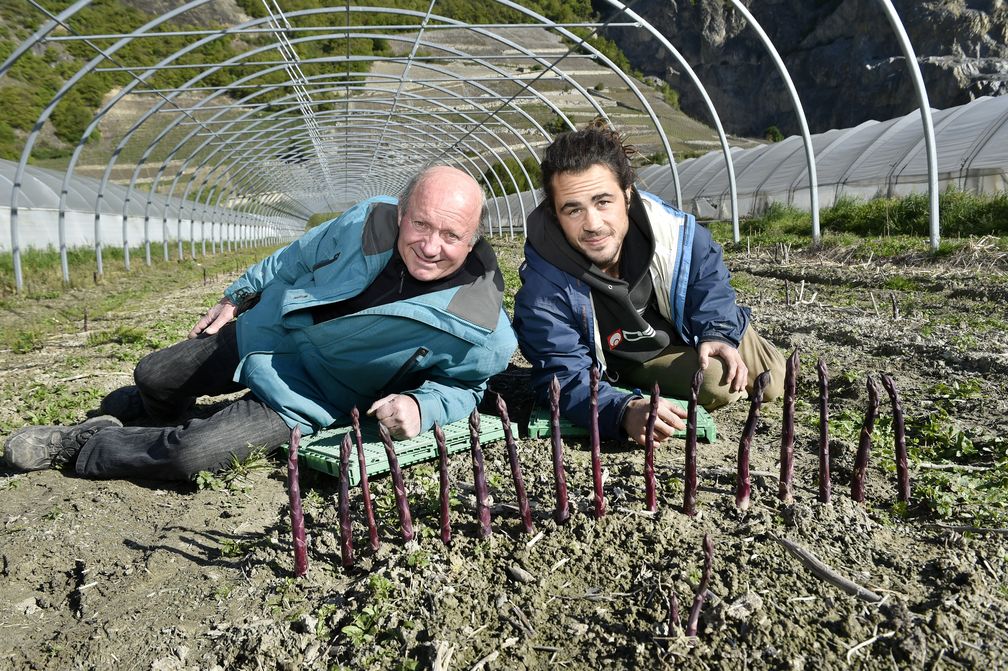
[622,396,686,447]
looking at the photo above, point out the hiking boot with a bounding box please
[99,385,146,422]
[2,416,122,471]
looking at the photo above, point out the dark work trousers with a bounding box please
[75,321,292,481]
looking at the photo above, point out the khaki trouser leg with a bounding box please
[606,327,786,410]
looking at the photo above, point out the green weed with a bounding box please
[368,574,394,602]
[871,405,1008,526]
[194,446,272,492]
[884,275,919,292]
[13,383,105,428]
[218,538,250,558]
[10,329,44,354]
[341,605,381,646]
[406,548,430,569]
[86,326,152,348]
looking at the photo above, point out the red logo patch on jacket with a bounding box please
[607,329,623,349]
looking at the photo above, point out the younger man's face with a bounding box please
[550,163,631,278]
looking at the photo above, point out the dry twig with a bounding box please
[772,534,882,602]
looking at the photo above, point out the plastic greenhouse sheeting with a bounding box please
[490,96,1008,230]
[641,95,1008,220]
[0,159,292,251]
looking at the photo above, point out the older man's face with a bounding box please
[397,169,480,281]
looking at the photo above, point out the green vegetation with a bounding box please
[482,155,542,197]
[657,82,680,110]
[491,236,522,314]
[818,374,1008,528]
[307,211,342,229]
[195,446,272,491]
[0,243,277,360]
[1,0,636,163]
[764,125,784,142]
[710,190,1008,256]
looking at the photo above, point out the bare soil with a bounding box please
[2,242,1007,670]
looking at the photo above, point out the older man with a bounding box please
[4,166,517,481]
[513,124,784,446]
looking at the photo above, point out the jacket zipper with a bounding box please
[381,346,429,395]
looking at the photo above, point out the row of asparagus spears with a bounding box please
[286,349,909,581]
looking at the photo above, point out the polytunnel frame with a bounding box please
[176,114,515,253]
[86,7,610,271]
[182,107,522,243]
[3,0,263,287]
[117,40,574,248]
[2,0,946,291]
[6,0,675,288]
[99,4,638,258]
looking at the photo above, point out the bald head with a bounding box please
[396,166,485,281]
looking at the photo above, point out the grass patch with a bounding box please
[0,244,279,353]
[708,189,1008,259]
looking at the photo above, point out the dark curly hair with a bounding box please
[540,118,637,214]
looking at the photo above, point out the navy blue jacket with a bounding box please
[513,190,749,438]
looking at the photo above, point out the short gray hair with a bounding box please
[399,166,486,245]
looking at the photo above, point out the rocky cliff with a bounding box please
[597,0,1008,136]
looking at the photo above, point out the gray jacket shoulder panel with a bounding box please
[445,238,507,332]
[362,202,399,255]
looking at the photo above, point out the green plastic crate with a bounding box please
[284,414,505,487]
[526,393,716,443]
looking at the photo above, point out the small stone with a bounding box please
[726,591,764,620]
[506,564,536,584]
[15,596,39,616]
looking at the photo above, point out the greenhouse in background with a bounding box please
[0,0,1005,288]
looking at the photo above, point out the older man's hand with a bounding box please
[367,394,422,439]
[188,297,237,339]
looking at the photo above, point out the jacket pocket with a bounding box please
[381,346,430,395]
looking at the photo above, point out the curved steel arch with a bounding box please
[878,0,940,250]
[2,0,952,290]
[726,1,820,243]
[102,19,600,251]
[147,93,521,248]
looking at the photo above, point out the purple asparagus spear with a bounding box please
[497,393,534,534]
[287,426,308,578]
[589,366,606,518]
[469,409,492,538]
[351,406,379,552]
[685,534,714,637]
[644,381,659,512]
[851,377,881,503]
[880,374,910,503]
[817,357,831,504]
[683,369,703,517]
[338,432,354,567]
[434,423,452,545]
[669,591,682,634]
[736,371,771,511]
[550,376,571,524]
[779,348,799,503]
[378,424,414,542]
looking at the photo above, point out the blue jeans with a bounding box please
[75,322,291,481]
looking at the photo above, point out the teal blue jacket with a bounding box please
[223,196,517,436]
